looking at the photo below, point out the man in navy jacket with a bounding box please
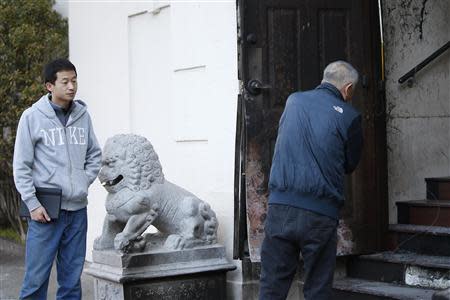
[259,61,363,300]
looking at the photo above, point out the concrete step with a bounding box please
[397,200,450,227]
[426,177,450,200]
[389,224,450,256]
[333,278,436,300]
[348,251,450,289]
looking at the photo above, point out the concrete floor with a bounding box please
[0,237,94,300]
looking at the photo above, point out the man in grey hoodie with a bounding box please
[13,58,102,300]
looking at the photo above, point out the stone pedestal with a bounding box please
[85,245,236,300]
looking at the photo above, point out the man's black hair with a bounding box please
[43,58,77,84]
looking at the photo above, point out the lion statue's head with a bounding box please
[98,134,164,193]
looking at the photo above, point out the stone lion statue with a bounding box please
[93,134,218,253]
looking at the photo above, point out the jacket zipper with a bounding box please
[49,103,84,202]
[64,125,73,201]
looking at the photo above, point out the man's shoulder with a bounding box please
[342,102,360,119]
[288,90,316,98]
[286,89,333,108]
[286,91,312,105]
[287,91,302,99]
[20,105,38,120]
[290,88,329,101]
[20,95,49,118]
[74,99,87,107]
[74,99,92,113]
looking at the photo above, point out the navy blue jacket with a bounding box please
[268,83,363,220]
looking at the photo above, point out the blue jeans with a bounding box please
[20,208,87,300]
[259,204,338,300]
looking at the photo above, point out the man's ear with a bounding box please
[45,82,54,93]
[345,83,353,94]
[344,83,353,100]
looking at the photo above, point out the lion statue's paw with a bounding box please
[114,234,147,253]
[114,232,130,250]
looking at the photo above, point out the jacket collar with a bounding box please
[316,82,344,101]
[33,94,87,126]
[49,96,74,115]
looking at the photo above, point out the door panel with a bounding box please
[238,0,386,261]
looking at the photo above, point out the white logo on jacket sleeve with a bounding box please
[40,127,87,146]
[333,106,344,114]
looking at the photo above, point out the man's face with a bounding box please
[45,70,77,106]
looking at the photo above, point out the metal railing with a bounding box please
[398,41,450,86]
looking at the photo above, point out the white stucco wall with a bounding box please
[68,1,238,264]
[382,0,450,223]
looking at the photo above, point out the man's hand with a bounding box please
[30,206,51,223]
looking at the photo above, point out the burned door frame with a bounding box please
[234,0,388,260]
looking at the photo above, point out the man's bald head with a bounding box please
[321,61,359,101]
[321,61,359,90]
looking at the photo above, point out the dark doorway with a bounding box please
[234,0,387,261]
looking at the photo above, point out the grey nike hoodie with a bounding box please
[13,94,102,212]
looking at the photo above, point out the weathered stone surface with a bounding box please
[92,271,227,300]
[128,273,224,300]
[94,278,124,300]
[94,134,219,253]
[333,278,436,299]
[433,288,450,300]
[381,0,450,224]
[85,245,235,300]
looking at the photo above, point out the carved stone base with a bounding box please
[85,245,236,300]
[93,271,227,300]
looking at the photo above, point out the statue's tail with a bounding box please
[200,202,218,244]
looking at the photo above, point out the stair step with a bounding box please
[390,224,450,236]
[398,200,450,208]
[397,200,450,227]
[389,224,450,256]
[426,177,450,200]
[348,251,450,289]
[333,278,436,300]
[360,251,450,269]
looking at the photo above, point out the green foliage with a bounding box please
[0,0,68,236]
[0,226,24,244]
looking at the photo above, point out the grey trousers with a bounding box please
[259,204,338,300]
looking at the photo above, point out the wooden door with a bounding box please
[234,0,387,261]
